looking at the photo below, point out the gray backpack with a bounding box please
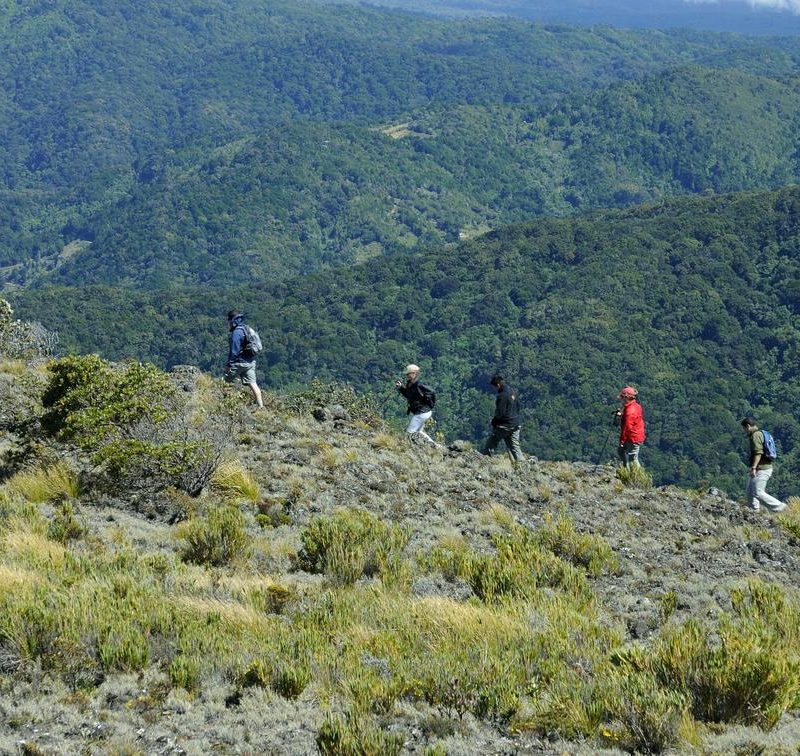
[240,324,263,357]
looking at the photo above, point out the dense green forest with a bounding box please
[3,0,800,286]
[16,65,797,288]
[15,187,800,497]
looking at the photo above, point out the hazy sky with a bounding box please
[691,0,800,11]
[376,0,800,33]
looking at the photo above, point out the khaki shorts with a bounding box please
[224,362,257,385]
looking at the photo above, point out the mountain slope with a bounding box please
[0,359,798,753]
[14,187,800,494]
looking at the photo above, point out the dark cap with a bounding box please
[489,374,504,387]
[227,310,244,321]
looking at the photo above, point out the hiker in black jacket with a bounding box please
[395,364,440,447]
[481,374,524,463]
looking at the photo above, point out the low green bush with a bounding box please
[176,506,252,567]
[317,711,404,756]
[603,671,689,753]
[296,508,410,587]
[534,513,618,577]
[47,500,87,544]
[429,525,591,604]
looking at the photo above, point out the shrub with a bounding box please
[615,465,653,489]
[40,356,242,496]
[296,508,410,587]
[626,582,800,729]
[317,711,404,756]
[168,654,201,693]
[177,506,252,567]
[430,525,591,604]
[603,671,689,753]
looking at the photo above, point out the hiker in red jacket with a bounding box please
[615,386,645,467]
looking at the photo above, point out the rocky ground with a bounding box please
[0,376,799,755]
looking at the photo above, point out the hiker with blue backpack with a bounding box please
[224,310,264,409]
[741,417,786,512]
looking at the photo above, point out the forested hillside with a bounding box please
[3,0,800,286]
[16,187,800,496]
[20,65,799,288]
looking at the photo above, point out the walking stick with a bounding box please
[594,423,616,470]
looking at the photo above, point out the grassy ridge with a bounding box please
[0,355,799,752]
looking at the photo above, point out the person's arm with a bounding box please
[750,431,763,477]
[492,391,508,425]
[618,406,629,444]
[229,327,245,364]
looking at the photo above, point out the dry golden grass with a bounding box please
[7,460,80,503]
[211,459,261,502]
[0,564,39,593]
[371,432,402,451]
[3,526,67,568]
[178,596,274,630]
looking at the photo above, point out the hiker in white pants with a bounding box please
[396,364,440,447]
[741,417,786,512]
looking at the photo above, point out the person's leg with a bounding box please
[617,443,627,466]
[753,468,786,512]
[406,411,437,445]
[482,427,503,455]
[248,382,264,408]
[243,364,263,408]
[745,475,759,510]
[503,427,524,463]
[628,443,640,467]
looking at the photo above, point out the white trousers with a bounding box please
[406,411,437,445]
[745,467,786,512]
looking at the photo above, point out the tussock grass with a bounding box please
[211,459,261,503]
[7,460,80,503]
[777,496,800,540]
[3,526,68,569]
[371,432,402,451]
[615,464,653,489]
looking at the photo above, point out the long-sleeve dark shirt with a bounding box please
[492,385,521,427]
[227,323,253,365]
[398,381,435,415]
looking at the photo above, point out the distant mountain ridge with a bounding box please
[343,0,800,36]
[23,64,800,289]
[2,0,800,287]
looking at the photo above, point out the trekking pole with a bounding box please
[594,413,618,470]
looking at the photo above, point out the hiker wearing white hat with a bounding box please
[395,364,439,446]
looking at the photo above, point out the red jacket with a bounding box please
[619,401,645,444]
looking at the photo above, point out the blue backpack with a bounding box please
[762,430,778,460]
